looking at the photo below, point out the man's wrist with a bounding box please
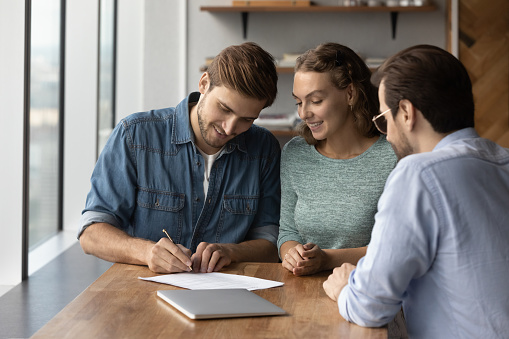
[223,243,236,263]
[321,249,333,271]
[213,243,236,263]
[140,238,156,266]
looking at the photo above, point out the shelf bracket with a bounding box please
[240,9,399,40]
[390,11,398,39]
[241,12,248,39]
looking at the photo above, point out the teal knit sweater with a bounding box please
[277,135,397,253]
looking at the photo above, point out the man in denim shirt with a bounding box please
[78,42,281,274]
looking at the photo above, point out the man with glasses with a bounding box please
[323,45,509,338]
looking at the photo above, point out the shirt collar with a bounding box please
[172,92,248,154]
[172,92,199,145]
[433,127,479,151]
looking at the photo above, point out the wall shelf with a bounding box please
[200,5,437,39]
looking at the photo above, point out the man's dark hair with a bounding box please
[371,44,475,133]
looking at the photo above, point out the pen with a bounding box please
[162,229,192,271]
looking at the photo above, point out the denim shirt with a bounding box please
[79,92,281,252]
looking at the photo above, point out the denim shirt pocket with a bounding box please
[135,187,185,242]
[223,196,258,215]
[137,188,184,211]
[215,195,259,243]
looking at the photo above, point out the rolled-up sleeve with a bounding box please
[77,211,121,239]
[78,119,138,239]
[245,224,279,246]
[247,132,281,247]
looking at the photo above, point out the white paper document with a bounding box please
[139,272,283,291]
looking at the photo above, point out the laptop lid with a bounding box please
[157,288,287,320]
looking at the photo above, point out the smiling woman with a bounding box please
[278,42,397,277]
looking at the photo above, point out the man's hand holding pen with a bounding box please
[146,232,193,274]
[145,229,234,274]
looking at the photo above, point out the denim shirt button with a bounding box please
[196,162,201,166]
[195,197,200,202]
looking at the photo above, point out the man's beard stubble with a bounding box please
[196,95,222,150]
[389,129,415,161]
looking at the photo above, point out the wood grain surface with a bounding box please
[459,0,509,147]
[31,263,387,338]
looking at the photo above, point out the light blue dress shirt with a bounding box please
[338,128,509,338]
[78,92,281,251]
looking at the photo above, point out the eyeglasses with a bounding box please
[372,108,391,134]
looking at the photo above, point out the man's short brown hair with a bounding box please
[207,42,278,108]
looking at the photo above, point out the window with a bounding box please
[97,0,117,156]
[28,0,64,250]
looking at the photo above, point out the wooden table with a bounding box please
[32,262,387,338]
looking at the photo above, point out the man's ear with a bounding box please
[198,72,210,94]
[399,99,417,132]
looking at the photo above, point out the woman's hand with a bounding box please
[282,242,326,276]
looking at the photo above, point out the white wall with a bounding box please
[182,0,449,115]
[116,0,144,121]
[63,0,99,233]
[143,1,187,110]
[0,0,25,285]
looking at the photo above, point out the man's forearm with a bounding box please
[227,239,279,263]
[322,246,367,270]
[79,222,154,265]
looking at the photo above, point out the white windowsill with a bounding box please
[28,230,79,276]
[0,231,78,298]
